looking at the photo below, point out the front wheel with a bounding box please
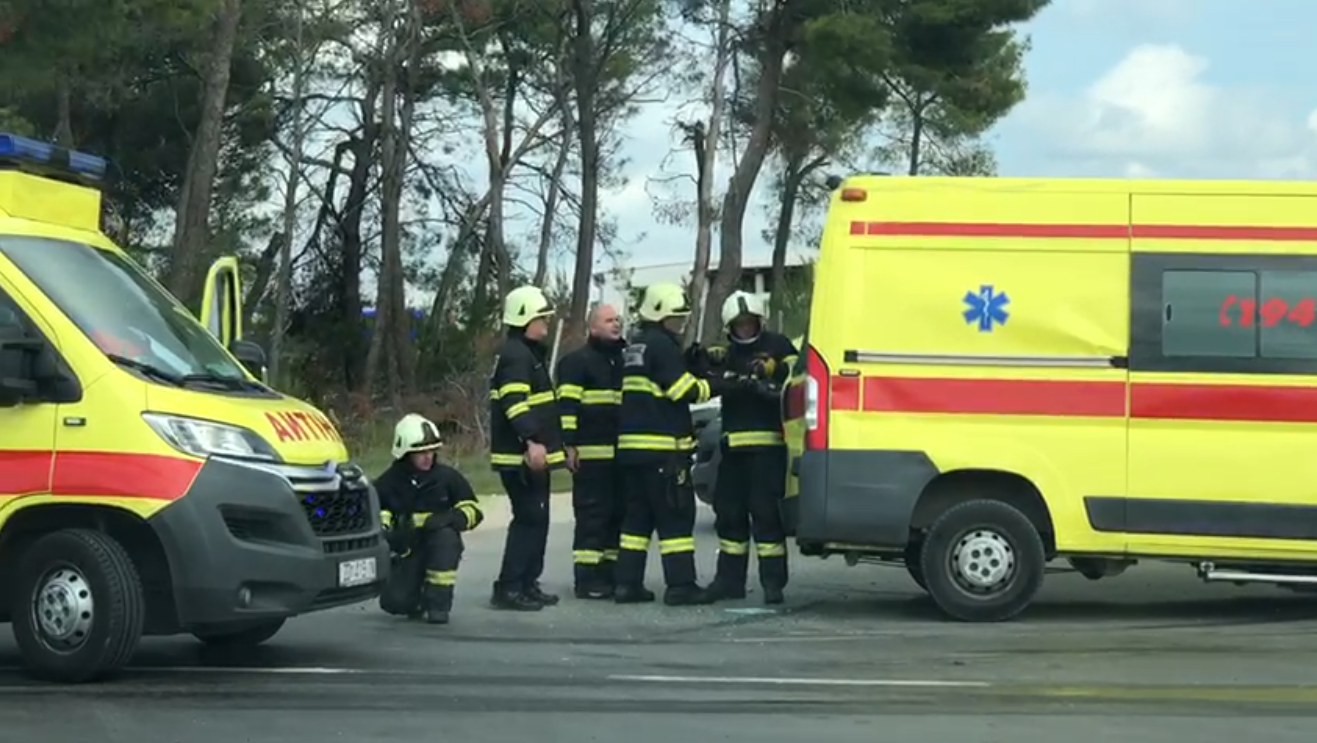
[920,499,1045,622]
[192,619,286,647]
[904,538,927,591]
[11,529,145,683]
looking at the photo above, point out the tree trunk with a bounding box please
[769,153,804,331]
[702,9,788,342]
[339,84,379,393]
[166,0,243,309]
[907,93,926,175]
[534,107,572,285]
[566,0,598,342]
[429,194,490,327]
[53,82,73,146]
[365,0,413,404]
[684,0,731,345]
[269,1,306,384]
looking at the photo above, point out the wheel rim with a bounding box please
[31,565,95,653]
[949,528,1016,595]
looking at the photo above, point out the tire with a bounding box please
[192,619,286,647]
[904,538,928,591]
[920,499,1045,622]
[11,529,145,683]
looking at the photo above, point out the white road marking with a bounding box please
[609,673,989,688]
[0,665,362,675]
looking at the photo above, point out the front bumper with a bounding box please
[148,457,389,631]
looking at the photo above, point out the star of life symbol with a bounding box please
[962,285,1010,332]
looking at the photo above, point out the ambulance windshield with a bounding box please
[0,235,248,385]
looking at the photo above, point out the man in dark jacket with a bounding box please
[489,285,566,611]
[704,291,799,605]
[556,302,626,599]
[376,413,484,625]
[614,282,732,606]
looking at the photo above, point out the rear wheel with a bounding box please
[920,499,1045,622]
[11,529,145,683]
[192,619,286,647]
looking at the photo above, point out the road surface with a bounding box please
[3,495,1316,742]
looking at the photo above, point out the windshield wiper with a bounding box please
[106,354,185,386]
[181,370,252,391]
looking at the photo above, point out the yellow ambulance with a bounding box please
[0,134,387,681]
[786,173,1317,621]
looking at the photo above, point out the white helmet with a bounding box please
[637,282,691,323]
[722,291,765,343]
[502,285,555,328]
[391,413,443,459]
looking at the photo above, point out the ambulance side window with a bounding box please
[1258,271,1317,360]
[1161,270,1256,358]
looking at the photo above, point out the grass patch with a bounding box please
[347,421,571,495]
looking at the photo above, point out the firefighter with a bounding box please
[704,291,799,604]
[555,302,626,599]
[614,282,731,606]
[376,413,484,625]
[489,284,567,611]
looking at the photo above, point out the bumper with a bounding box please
[148,457,389,631]
[794,449,938,550]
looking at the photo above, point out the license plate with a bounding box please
[338,557,377,587]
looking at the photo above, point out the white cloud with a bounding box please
[1014,43,1317,179]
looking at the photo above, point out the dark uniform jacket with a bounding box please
[376,459,484,551]
[719,330,799,450]
[489,331,566,470]
[555,335,625,463]
[617,322,722,464]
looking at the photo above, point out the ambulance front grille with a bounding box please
[299,486,371,536]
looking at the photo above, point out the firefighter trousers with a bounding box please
[615,456,698,588]
[712,446,789,590]
[571,460,624,590]
[379,522,465,616]
[495,466,551,595]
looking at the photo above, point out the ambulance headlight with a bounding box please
[143,413,281,462]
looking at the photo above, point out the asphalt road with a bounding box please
[4,496,1317,742]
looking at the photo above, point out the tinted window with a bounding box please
[1162,270,1256,358]
[1162,268,1317,361]
[1259,270,1317,359]
[0,236,246,380]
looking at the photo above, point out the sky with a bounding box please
[595,0,1317,276]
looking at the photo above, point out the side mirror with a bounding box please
[229,339,268,382]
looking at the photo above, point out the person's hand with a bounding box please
[565,445,579,472]
[525,441,548,472]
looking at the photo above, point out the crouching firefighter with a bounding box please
[556,303,626,599]
[614,282,732,606]
[705,291,798,605]
[377,414,484,624]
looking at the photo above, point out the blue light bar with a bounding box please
[0,133,107,182]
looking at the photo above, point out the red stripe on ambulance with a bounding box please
[842,376,1317,424]
[0,451,201,500]
[847,221,1317,241]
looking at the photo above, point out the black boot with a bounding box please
[664,583,715,606]
[575,564,613,599]
[526,583,560,606]
[703,580,747,602]
[762,585,785,605]
[614,584,656,604]
[490,584,543,612]
[424,610,450,624]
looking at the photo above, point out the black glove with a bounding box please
[450,508,471,531]
[684,343,710,376]
[383,524,410,554]
[705,370,736,397]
